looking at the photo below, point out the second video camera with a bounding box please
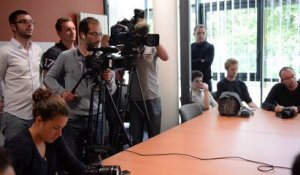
[109,9,159,54]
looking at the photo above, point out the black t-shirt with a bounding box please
[216,78,253,103]
[4,130,87,175]
[262,81,300,112]
[42,42,68,87]
[42,42,68,71]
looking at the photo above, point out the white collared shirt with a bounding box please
[0,38,42,120]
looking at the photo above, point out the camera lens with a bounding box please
[99,165,121,175]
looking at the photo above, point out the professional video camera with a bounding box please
[109,9,159,56]
[85,47,120,75]
[85,164,123,175]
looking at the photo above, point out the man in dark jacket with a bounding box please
[262,67,300,114]
[191,24,214,91]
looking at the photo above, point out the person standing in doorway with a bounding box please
[191,24,214,91]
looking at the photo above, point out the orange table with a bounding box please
[102,108,300,175]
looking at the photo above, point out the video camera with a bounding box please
[109,9,159,55]
[84,9,161,73]
[84,47,120,78]
[85,164,122,175]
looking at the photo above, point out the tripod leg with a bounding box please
[87,85,105,146]
[104,85,132,147]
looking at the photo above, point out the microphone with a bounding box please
[87,47,119,54]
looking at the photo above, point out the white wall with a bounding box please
[153,0,179,131]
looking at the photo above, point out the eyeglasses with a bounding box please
[87,32,103,37]
[16,19,35,25]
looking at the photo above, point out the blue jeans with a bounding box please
[129,97,162,145]
[1,112,32,144]
[62,113,106,162]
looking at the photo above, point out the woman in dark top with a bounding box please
[4,88,87,175]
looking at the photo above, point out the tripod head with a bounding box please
[85,47,119,73]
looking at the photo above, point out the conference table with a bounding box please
[102,108,300,175]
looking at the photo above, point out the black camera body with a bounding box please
[84,47,121,77]
[85,54,112,72]
[109,9,159,55]
[276,107,297,119]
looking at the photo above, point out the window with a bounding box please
[194,0,300,105]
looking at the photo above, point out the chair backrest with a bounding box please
[211,91,217,100]
[179,103,203,123]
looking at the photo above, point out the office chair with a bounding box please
[179,103,203,123]
[211,91,217,100]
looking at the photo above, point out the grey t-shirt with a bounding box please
[130,46,160,100]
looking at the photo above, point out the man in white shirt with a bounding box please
[0,10,42,143]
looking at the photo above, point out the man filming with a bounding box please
[45,17,117,160]
[128,22,169,145]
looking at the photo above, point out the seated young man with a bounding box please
[191,70,217,110]
[216,58,258,109]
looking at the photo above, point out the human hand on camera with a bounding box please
[61,91,76,102]
[101,69,112,81]
[101,35,110,48]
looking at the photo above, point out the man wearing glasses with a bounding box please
[0,10,42,143]
[45,17,116,160]
[262,67,300,114]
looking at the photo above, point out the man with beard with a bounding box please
[262,67,300,114]
[0,10,42,143]
[45,17,116,160]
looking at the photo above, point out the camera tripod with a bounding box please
[116,63,154,145]
[72,70,131,164]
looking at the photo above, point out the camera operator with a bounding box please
[128,21,169,145]
[262,67,300,115]
[45,17,117,160]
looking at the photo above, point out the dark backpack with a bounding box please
[217,91,253,117]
